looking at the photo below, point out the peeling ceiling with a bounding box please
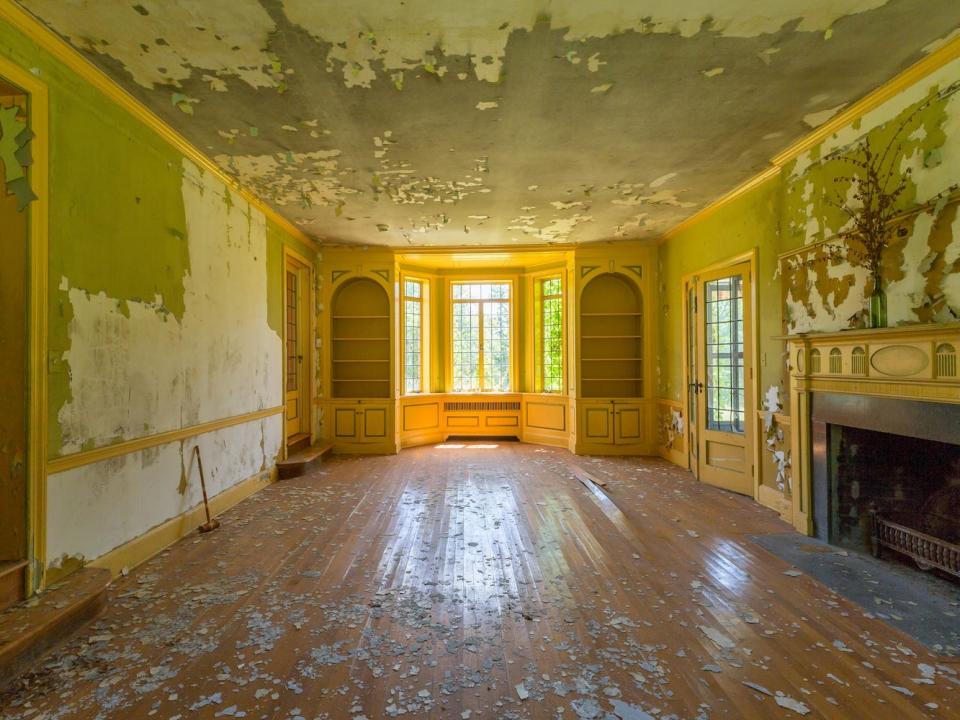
[17,0,960,247]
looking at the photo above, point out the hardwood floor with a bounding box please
[2,443,956,719]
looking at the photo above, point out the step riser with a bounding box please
[0,563,26,614]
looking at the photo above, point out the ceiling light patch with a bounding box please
[171,92,199,115]
[475,101,499,111]
[590,83,613,94]
[757,47,781,65]
[701,67,725,78]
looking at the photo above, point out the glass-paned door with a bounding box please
[693,262,753,496]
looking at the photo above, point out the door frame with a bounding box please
[0,55,50,595]
[680,249,760,499]
[281,246,314,457]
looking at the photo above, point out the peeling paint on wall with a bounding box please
[782,58,960,332]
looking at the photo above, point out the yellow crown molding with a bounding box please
[0,1,317,251]
[770,33,960,167]
[659,33,960,247]
[658,166,780,245]
[46,405,283,475]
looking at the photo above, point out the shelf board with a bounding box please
[332,360,389,364]
[332,315,389,319]
[582,335,643,339]
[582,378,643,381]
[582,358,642,362]
[332,379,390,382]
[581,312,643,317]
[332,337,389,341]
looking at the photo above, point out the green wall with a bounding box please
[0,20,313,457]
[657,174,795,407]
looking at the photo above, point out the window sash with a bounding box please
[451,282,512,392]
[403,279,424,394]
[539,277,563,393]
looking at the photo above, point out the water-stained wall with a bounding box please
[0,19,315,582]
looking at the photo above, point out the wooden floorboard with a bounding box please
[1,443,956,718]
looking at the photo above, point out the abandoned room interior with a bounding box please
[2,1,960,718]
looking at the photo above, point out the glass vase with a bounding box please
[868,275,887,329]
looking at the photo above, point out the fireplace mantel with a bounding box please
[783,322,960,535]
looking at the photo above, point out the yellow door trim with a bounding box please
[282,246,314,452]
[683,250,760,498]
[46,406,283,475]
[0,52,50,595]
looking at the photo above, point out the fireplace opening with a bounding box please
[811,393,960,580]
[829,425,960,554]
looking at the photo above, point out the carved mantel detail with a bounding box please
[782,322,960,535]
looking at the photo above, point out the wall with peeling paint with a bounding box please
[0,20,314,580]
[781,58,960,331]
[658,55,960,499]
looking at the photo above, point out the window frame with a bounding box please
[535,274,565,394]
[448,278,516,393]
[401,275,427,394]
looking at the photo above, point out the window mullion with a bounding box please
[478,300,485,393]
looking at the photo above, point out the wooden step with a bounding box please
[0,561,27,614]
[277,442,333,479]
[286,432,311,454]
[0,567,111,691]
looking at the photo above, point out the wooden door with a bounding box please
[284,255,310,446]
[694,263,753,495]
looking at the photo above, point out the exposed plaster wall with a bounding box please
[0,20,309,577]
[47,418,280,570]
[782,57,960,331]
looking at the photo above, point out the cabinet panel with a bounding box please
[363,407,388,439]
[616,405,642,442]
[583,406,614,443]
[334,407,357,439]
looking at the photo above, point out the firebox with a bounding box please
[811,393,960,565]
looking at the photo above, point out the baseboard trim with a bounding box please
[84,467,277,579]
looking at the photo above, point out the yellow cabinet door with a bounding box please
[614,403,643,444]
[581,404,615,444]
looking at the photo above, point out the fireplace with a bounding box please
[810,393,960,575]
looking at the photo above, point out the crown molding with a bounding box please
[659,33,960,246]
[0,1,318,251]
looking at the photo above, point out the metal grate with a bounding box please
[444,401,521,412]
[936,343,957,378]
[871,512,960,579]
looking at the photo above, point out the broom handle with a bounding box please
[193,445,213,525]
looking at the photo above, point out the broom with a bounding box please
[192,445,221,533]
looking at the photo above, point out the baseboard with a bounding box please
[84,467,276,579]
[659,446,688,468]
[520,430,569,449]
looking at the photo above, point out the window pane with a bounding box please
[451,282,511,392]
[404,281,422,393]
[483,300,511,392]
[541,277,563,393]
[704,275,744,434]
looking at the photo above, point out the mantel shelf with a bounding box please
[777,321,960,343]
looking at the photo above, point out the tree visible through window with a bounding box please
[452,282,511,392]
[540,277,563,392]
[403,279,423,393]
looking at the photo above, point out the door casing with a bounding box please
[681,251,759,499]
[282,247,313,453]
